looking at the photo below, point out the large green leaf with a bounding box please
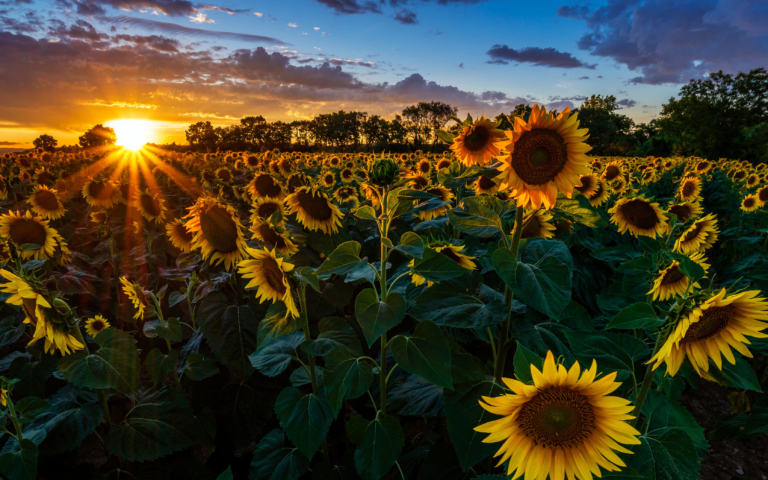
[512,342,543,385]
[642,391,708,454]
[105,386,215,462]
[446,196,505,237]
[493,239,573,319]
[199,292,259,377]
[8,352,57,397]
[14,397,51,424]
[411,247,468,283]
[0,316,24,348]
[57,328,140,394]
[702,356,762,392]
[249,429,309,480]
[34,387,101,456]
[619,431,700,480]
[145,348,178,386]
[354,414,405,480]
[392,232,424,258]
[250,332,304,377]
[355,288,405,347]
[314,241,369,280]
[390,320,452,389]
[389,374,444,417]
[301,316,363,357]
[0,438,38,480]
[606,303,663,330]
[324,346,375,413]
[275,387,333,460]
[410,281,506,329]
[443,381,504,472]
[156,317,182,343]
[257,301,301,349]
[565,330,648,375]
[180,353,219,381]
[553,195,606,228]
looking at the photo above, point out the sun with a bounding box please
[108,119,154,150]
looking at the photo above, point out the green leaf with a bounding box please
[199,292,259,377]
[553,195,606,228]
[275,387,334,460]
[436,129,455,144]
[493,239,573,319]
[346,416,369,445]
[355,288,405,347]
[557,300,593,331]
[565,330,649,375]
[315,241,366,280]
[643,391,708,453]
[412,247,468,283]
[446,196,504,237]
[355,206,377,220]
[317,316,364,357]
[145,348,178,386]
[622,431,700,480]
[702,356,762,392]
[169,290,186,308]
[590,245,642,263]
[294,267,320,292]
[0,438,38,480]
[390,320,452,389]
[8,352,56,397]
[450,352,484,385]
[217,466,234,480]
[14,397,51,424]
[250,332,304,377]
[389,374,444,417]
[0,316,25,348]
[606,303,664,330]
[257,301,301,350]
[410,281,506,329]
[34,387,102,455]
[392,232,424,258]
[324,346,375,413]
[105,386,215,461]
[354,414,405,480]
[666,252,706,283]
[181,353,219,381]
[444,381,504,472]
[249,429,310,480]
[57,328,140,394]
[512,342,543,385]
[616,257,654,274]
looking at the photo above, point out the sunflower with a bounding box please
[0,388,7,407]
[249,173,284,200]
[120,276,150,321]
[515,209,556,239]
[0,210,59,260]
[649,288,768,377]
[601,161,623,183]
[674,213,719,254]
[27,185,66,220]
[554,219,573,236]
[250,218,299,255]
[322,172,336,188]
[436,158,453,171]
[82,178,121,209]
[0,270,83,355]
[415,159,432,176]
[84,315,110,337]
[573,173,599,197]
[678,176,702,202]
[694,160,711,174]
[741,194,760,212]
[278,158,294,177]
[611,177,627,194]
[587,179,610,207]
[245,155,260,169]
[451,115,506,167]
[666,201,702,224]
[733,169,747,182]
[184,198,248,271]
[472,175,500,195]
[475,351,641,479]
[284,186,343,235]
[166,219,194,253]
[286,173,311,194]
[333,186,360,208]
[747,174,760,188]
[340,168,355,184]
[0,183,7,201]
[215,167,233,184]
[238,247,298,317]
[609,196,670,238]
[406,174,430,190]
[415,186,454,221]
[136,189,167,224]
[757,186,768,206]
[328,156,341,168]
[33,167,55,186]
[409,244,476,287]
[498,105,591,210]
[251,196,288,225]
[648,252,709,301]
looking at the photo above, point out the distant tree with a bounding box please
[240,115,268,144]
[78,124,117,148]
[581,94,619,112]
[33,134,57,152]
[185,121,218,147]
[401,101,457,147]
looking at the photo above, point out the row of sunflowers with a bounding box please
[1,105,768,480]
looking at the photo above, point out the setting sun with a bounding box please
[108,119,154,150]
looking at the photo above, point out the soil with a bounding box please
[678,379,768,480]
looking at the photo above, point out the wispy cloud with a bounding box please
[107,15,288,44]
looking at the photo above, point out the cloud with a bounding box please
[557,0,768,84]
[328,58,375,67]
[616,98,637,109]
[114,34,181,52]
[288,23,298,27]
[314,27,320,30]
[107,15,287,44]
[254,12,263,17]
[314,0,381,14]
[77,99,158,108]
[394,8,418,24]
[69,0,197,16]
[50,19,108,41]
[0,141,23,145]
[189,12,213,23]
[198,5,249,15]
[578,76,589,79]
[486,45,597,69]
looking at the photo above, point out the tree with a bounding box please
[185,121,219,147]
[33,134,57,152]
[78,124,117,148]
[401,101,457,148]
[581,94,619,112]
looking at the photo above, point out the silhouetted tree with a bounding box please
[185,121,218,147]
[78,124,117,148]
[33,134,57,152]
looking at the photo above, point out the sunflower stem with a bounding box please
[630,331,666,427]
[6,396,23,443]
[71,323,112,431]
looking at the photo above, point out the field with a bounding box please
[1,108,768,480]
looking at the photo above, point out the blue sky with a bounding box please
[0,0,766,146]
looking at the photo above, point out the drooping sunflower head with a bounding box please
[515,209,556,239]
[249,173,284,200]
[82,178,121,209]
[166,219,194,253]
[649,288,768,377]
[250,219,299,255]
[0,210,59,260]
[414,186,454,221]
[333,186,359,208]
[278,158,294,177]
[648,252,709,302]
[85,315,110,337]
[587,178,610,207]
[251,196,287,224]
[498,105,592,210]
[475,351,640,479]
[666,201,702,224]
[674,213,719,254]
[741,194,760,212]
[136,189,167,224]
[747,174,760,188]
[408,242,476,287]
[27,185,66,220]
[472,174,500,195]
[757,186,768,206]
[340,168,355,184]
[602,161,623,182]
[238,247,298,317]
[120,276,150,321]
[284,186,343,235]
[573,173,599,197]
[184,197,247,271]
[609,196,670,238]
[450,115,506,167]
[286,173,311,194]
[678,175,702,202]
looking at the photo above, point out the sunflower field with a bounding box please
[1,105,768,480]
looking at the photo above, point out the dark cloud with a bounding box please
[108,15,287,44]
[458,62,464,68]
[197,4,250,15]
[0,12,42,33]
[546,100,576,112]
[557,0,768,84]
[616,98,637,109]
[486,45,597,69]
[114,34,181,52]
[74,0,196,16]
[0,141,23,145]
[579,76,589,79]
[50,19,108,41]
[394,8,417,24]
[314,0,382,14]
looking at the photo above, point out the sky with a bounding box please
[0,0,767,147]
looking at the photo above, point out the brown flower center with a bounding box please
[669,204,692,223]
[477,175,496,191]
[683,222,705,242]
[37,173,53,185]
[744,198,756,209]
[521,215,542,239]
[174,223,193,243]
[604,165,620,181]
[417,162,431,174]
[262,256,286,295]
[734,171,746,180]
[257,223,287,249]
[575,176,593,193]
[35,190,60,211]
[619,199,660,230]
[10,219,47,246]
[287,174,309,194]
[91,319,105,332]
[252,175,282,198]
[88,181,114,201]
[683,306,732,343]
[342,169,353,179]
[199,205,239,253]
[758,188,768,203]
[510,129,568,186]
[660,264,686,286]
[140,194,162,217]
[464,126,490,151]
[296,191,333,221]
[518,386,595,448]
[409,176,428,190]
[257,202,280,219]
[217,169,232,182]
[439,246,463,264]
[437,160,452,170]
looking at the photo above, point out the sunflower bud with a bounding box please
[367,159,400,188]
[53,298,71,315]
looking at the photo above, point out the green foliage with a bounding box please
[355,288,406,347]
[390,320,452,389]
[275,387,333,460]
[352,414,405,480]
[249,429,309,480]
[199,292,260,377]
